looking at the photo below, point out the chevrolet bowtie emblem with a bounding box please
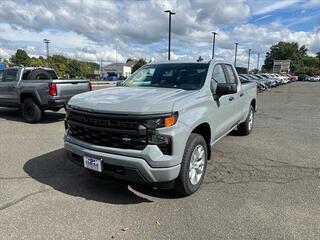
[122,137,131,142]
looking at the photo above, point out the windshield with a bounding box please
[123,63,209,90]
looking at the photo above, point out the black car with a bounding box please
[298,74,311,81]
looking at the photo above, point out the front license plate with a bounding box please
[83,156,103,172]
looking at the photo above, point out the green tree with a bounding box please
[3,59,11,67]
[10,49,30,66]
[263,42,308,72]
[132,58,147,73]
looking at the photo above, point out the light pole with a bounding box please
[234,42,239,67]
[247,48,252,73]
[257,53,260,71]
[43,39,50,67]
[165,10,175,60]
[211,31,218,59]
[43,39,50,59]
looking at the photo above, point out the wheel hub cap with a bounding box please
[248,110,253,131]
[189,145,205,185]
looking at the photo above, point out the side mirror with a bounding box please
[216,83,237,95]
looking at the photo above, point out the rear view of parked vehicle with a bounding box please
[0,67,92,123]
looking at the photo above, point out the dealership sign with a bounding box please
[273,60,291,73]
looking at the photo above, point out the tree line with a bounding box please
[263,41,320,75]
[8,49,99,78]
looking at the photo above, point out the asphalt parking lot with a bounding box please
[1,82,320,239]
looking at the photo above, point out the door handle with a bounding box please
[229,96,234,101]
[240,93,244,97]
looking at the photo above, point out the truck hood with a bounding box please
[68,87,197,114]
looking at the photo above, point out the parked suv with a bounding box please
[64,61,257,195]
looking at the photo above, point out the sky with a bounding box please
[0,0,319,68]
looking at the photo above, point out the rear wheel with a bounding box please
[174,133,207,196]
[237,105,254,135]
[21,98,42,123]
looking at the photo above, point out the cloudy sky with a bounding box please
[0,0,319,68]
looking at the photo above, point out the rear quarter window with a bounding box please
[22,69,58,80]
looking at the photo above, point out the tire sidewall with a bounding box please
[177,133,208,195]
[21,98,42,123]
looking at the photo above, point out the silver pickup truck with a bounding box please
[64,61,257,195]
[0,67,91,123]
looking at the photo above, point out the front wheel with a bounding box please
[174,133,207,196]
[237,105,254,135]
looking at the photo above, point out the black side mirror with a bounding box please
[216,83,237,95]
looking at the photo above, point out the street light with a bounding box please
[43,39,50,59]
[165,10,175,60]
[234,42,239,67]
[211,31,218,59]
[247,48,252,73]
[257,53,260,71]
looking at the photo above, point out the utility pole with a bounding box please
[165,10,175,60]
[211,32,218,59]
[257,53,260,71]
[234,42,239,67]
[247,48,252,73]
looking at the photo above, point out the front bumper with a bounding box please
[64,140,181,183]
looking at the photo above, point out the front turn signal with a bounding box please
[164,115,177,127]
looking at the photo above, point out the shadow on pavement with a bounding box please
[23,148,181,204]
[0,107,65,123]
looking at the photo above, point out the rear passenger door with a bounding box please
[0,69,19,105]
[223,64,245,123]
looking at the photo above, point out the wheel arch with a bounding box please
[20,91,42,107]
[251,98,256,111]
[191,122,212,160]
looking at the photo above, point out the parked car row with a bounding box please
[239,73,295,92]
[298,74,320,82]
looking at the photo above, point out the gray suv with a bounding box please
[64,61,257,195]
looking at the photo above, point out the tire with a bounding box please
[21,98,42,123]
[174,133,208,196]
[237,105,254,136]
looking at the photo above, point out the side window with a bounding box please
[224,64,237,84]
[211,64,226,93]
[212,64,226,83]
[3,69,18,82]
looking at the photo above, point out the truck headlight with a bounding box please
[146,113,178,128]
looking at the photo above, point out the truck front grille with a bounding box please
[66,108,148,150]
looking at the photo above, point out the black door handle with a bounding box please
[229,96,234,101]
[240,93,244,97]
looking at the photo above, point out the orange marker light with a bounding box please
[164,115,177,127]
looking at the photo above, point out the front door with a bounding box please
[0,68,19,106]
[208,64,237,140]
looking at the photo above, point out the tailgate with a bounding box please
[54,80,90,98]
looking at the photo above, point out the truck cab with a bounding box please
[64,60,257,195]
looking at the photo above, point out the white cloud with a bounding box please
[0,0,318,66]
[301,0,320,8]
[252,0,301,15]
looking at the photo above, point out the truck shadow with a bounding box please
[0,107,65,123]
[23,148,181,204]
